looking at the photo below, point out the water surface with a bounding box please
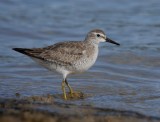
[0,0,160,117]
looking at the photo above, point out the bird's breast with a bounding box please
[72,46,99,72]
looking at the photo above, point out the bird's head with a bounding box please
[85,29,120,45]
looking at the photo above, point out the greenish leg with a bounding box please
[65,79,74,97]
[61,80,67,100]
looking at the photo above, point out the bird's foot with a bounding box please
[67,91,85,99]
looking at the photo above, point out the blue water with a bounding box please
[0,0,160,117]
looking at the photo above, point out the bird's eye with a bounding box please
[97,34,100,37]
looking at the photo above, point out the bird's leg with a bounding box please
[65,79,74,97]
[61,80,67,100]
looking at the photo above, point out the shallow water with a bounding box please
[0,0,160,117]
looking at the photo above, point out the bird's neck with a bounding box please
[84,38,99,47]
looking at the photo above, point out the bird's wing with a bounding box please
[39,41,87,65]
[14,41,86,66]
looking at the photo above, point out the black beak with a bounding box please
[106,37,120,46]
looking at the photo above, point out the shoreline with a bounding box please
[0,95,160,122]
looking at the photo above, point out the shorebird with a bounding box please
[13,29,120,100]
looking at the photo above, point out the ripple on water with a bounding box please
[0,0,160,118]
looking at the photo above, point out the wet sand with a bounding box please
[0,94,159,122]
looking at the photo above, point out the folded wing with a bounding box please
[13,41,86,66]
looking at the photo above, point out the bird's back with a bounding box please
[13,41,87,65]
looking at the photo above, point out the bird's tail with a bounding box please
[12,48,32,56]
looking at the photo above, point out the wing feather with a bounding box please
[16,41,86,66]
[39,41,86,65]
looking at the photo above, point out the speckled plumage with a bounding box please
[13,29,120,100]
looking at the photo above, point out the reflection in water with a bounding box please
[0,0,160,117]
